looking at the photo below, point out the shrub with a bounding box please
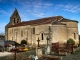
[67,38,75,45]
[21,40,27,45]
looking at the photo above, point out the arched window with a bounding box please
[41,33,44,40]
[15,31,17,40]
[74,33,76,39]
[12,29,13,33]
[21,31,23,37]
[33,27,35,34]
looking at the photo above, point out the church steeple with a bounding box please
[10,8,21,25]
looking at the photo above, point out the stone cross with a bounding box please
[37,38,40,47]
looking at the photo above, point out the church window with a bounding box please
[41,33,44,40]
[10,30,11,35]
[21,31,23,37]
[15,31,17,40]
[74,33,76,39]
[25,30,28,40]
[33,27,35,34]
[12,29,13,33]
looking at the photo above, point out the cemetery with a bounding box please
[0,38,80,60]
[3,8,79,60]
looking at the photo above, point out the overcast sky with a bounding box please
[0,0,80,34]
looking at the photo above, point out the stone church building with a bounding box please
[5,9,79,46]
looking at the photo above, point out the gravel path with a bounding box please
[0,52,13,57]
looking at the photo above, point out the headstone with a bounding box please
[46,45,50,54]
[60,57,63,60]
[36,38,42,58]
[36,47,42,58]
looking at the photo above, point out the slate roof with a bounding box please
[8,16,78,28]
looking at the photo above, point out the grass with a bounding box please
[62,47,80,60]
[73,49,80,55]
[0,47,45,60]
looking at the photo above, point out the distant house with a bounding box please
[0,35,5,47]
[0,35,5,41]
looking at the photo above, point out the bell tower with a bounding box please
[5,8,21,40]
[10,8,21,25]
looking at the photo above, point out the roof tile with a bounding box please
[8,16,78,28]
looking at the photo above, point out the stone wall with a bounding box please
[51,25,67,44]
[6,21,79,46]
[62,21,79,45]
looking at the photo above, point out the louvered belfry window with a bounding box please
[14,18,15,23]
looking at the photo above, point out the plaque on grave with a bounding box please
[36,48,42,58]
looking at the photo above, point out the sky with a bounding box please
[0,0,80,34]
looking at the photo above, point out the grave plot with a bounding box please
[51,42,74,56]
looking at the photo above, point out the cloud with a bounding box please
[64,4,73,9]
[55,4,80,13]
[44,3,53,7]
[16,0,53,18]
[26,9,45,18]
[32,12,45,18]
[20,13,29,21]
[0,9,8,15]
[26,10,31,13]
[63,5,80,13]
[26,8,45,18]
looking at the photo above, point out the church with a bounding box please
[5,9,79,46]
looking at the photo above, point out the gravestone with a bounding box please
[45,45,50,55]
[36,38,42,58]
[46,45,50,54]
[52,42,59,53]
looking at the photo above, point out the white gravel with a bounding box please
[0,52,13,57]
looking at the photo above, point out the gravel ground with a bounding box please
[0,47,80,60]
[0,52,13,57]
